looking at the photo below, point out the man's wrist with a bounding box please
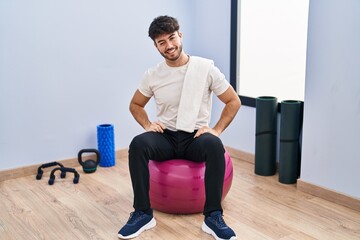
[144,121,152,130]
[213,128,222,136]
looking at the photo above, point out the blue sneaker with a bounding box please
[118,210,156,239]
[202,211,237,240]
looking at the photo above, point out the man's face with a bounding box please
[154,31,183,62]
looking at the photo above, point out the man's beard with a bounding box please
[160,44,183,62]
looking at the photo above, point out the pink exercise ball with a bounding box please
[149,152,233,214]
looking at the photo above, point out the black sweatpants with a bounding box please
[128,129,226,216]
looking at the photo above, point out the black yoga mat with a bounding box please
[278,100,304,184]
[255,96,278,176]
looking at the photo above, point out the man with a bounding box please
[118,15,241,240]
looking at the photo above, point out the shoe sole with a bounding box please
[201,222,237,240]
[118,217,156,239]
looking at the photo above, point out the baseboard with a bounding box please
[297,179,360,212]
[0,149,128,182]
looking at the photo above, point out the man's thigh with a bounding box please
[129,131,176,161]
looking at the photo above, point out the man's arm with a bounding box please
[213,85,241,134]
[194,86,241,137]
[129,90,166,132]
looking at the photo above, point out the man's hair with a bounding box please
[148,15,180,41]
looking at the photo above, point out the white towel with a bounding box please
[176,56,213,132]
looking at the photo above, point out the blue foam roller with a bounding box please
[97,124,115,167]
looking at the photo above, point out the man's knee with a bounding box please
[196,134,224,157]
[130,132,154,149]
[201,133,223,149]
[129,133,152,157]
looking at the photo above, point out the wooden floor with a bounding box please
[1,153,360,240]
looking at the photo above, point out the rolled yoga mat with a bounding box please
[255,96,278,176]
[278,100,303,184]
[97,124,115,167]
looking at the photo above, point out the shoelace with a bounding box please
[212,214,227,229]
[127,211,144,224]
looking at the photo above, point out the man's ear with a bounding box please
[178,31,182,38]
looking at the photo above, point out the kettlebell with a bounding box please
[78,149,100,173]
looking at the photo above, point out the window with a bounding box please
[230,0,309,106]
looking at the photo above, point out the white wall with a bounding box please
[0,0,189,170]
[300,0,360,198]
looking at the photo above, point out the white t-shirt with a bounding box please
[138,56,230,131]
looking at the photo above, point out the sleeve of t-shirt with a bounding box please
[138,70,153,98]
[209,64,230,96]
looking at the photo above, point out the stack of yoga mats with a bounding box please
[254,96,304,184]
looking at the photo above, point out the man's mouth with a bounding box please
[166,48,176,54]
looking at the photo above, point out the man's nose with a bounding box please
[165,42,174,50]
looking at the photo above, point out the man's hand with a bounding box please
[145,121,166,133]
[194,126,220,138]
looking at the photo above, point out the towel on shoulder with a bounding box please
[176,56,213,133]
